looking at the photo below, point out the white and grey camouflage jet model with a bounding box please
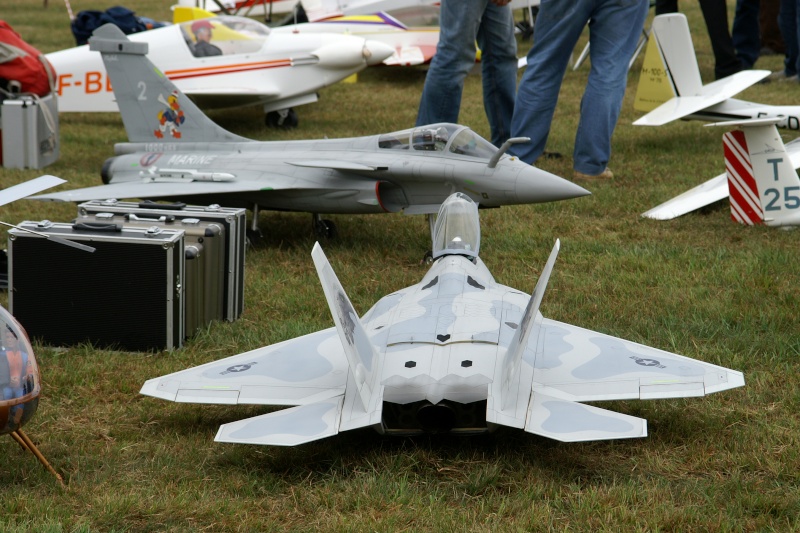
[141,193,745,446]
[33,24,588,238]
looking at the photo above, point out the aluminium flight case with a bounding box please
[75,212,225,335]
[8,221,185,351]
[78,200,246,321]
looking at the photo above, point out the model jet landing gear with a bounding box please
[265,108,298,129]
[312,214,337,240]
[247,204,264,246]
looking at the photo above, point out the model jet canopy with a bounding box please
[378,123,496,157]
[431,192,480,259]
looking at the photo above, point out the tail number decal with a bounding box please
[764,186,800,211]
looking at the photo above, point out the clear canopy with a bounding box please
[180,16,270,57]
[432,193,481,259]
[378,124,498,157]
[0,306,39,434]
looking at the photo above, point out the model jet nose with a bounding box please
[363,40,395,66]
[516,165,591,203]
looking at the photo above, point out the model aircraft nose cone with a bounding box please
[517,166,591,203]
[363,40,395,66]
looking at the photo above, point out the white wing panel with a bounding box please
[524,392,647,442]
[642,174,728,220]
[215,397,344,446]
[533,319,744,401]
[140,328,348,405]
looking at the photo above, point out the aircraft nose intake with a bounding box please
[516,166,591,203]
[363,40,395,66]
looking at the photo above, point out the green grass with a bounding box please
[2,1,799,531]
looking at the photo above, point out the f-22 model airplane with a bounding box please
[643,118,800,225]
[34,24,588,238]
[141,193,744,446]
[633,14,800,129]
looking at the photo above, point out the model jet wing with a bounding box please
[643,132,800,220]
[215,397,344,446]
[525,392,647,442]
[0,175,65,207]
[140,328,348,405]
[532,319,744,402]
[32,179,294,203]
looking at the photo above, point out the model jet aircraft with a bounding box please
[633,14,800,129]
[643,118,800,225]
[140,193,744,446]
[47,14,393,126]
[33,24,588,238]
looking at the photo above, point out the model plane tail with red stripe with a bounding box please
[715,118,800,227]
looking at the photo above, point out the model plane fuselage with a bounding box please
[47,15,392,113]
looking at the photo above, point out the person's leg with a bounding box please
[416,0,487,127]
[699,0,743,79]
[509,0,593,164]
[733,0,761,68]
[779,0,798,75]
[573,0,649,175]
[761,0,785,53]
[476,2,518,146]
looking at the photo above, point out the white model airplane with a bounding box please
[643,118,800,225]
[141,193,744,446]
[633,14,800,129]
[46,13,393,126]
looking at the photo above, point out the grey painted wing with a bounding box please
[533,318,744,401]
[140,328,348,406]
[215,397,344,446]
[525,392,647,442]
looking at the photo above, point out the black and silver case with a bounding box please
[8,221,185,351]
[77,200,245,321]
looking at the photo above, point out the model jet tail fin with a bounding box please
[89,24,247,144]
[715,119,800,226]
[311,242,381,414]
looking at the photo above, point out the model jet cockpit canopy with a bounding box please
[378,124,497,157]
[432,192,480,259]
[0,305,40,434]
[179,16,270,57]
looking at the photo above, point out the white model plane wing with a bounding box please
[0,175,65,207]
[532,319,744,402]
[633,70,770,127]
[140,328,348,405]
[215,397,344,446]
[525,392,647,442]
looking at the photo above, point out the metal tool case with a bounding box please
[1,93,59,169]
[78,200,245,321]
[8,221,185,351]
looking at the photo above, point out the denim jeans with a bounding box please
[509,0,648,174]
[779,0,800,75]
[416,0,517,147]
[733,0,761,69]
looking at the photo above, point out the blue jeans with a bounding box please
[509,0,648,174]
[416,0,517,147]
[779,0,800,75]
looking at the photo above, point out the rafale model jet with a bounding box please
[643,118,800,225]
[140,193,745,446]
[633,14,800,129]
[34,24,588,238]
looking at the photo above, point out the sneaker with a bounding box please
[768,70,799,82]
[574,167,613,180]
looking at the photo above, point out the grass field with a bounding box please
[2,1,799,531]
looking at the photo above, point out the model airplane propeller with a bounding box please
[141,193,744,446]
[633,14,800,129]
[33,24,588,240]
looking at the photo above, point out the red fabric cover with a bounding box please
[0,20,56,97]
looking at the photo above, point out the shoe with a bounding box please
[768,70,799,82]
[574,167,613,180]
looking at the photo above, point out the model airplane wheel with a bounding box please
[314,219,337,240]
[265,108,298,129]
[421,250,434,266]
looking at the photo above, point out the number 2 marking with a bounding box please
[137,81,146,101]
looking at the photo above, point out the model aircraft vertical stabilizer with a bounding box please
[89,24,246,143]
[718,119,800,226]
[311,242,382,422]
